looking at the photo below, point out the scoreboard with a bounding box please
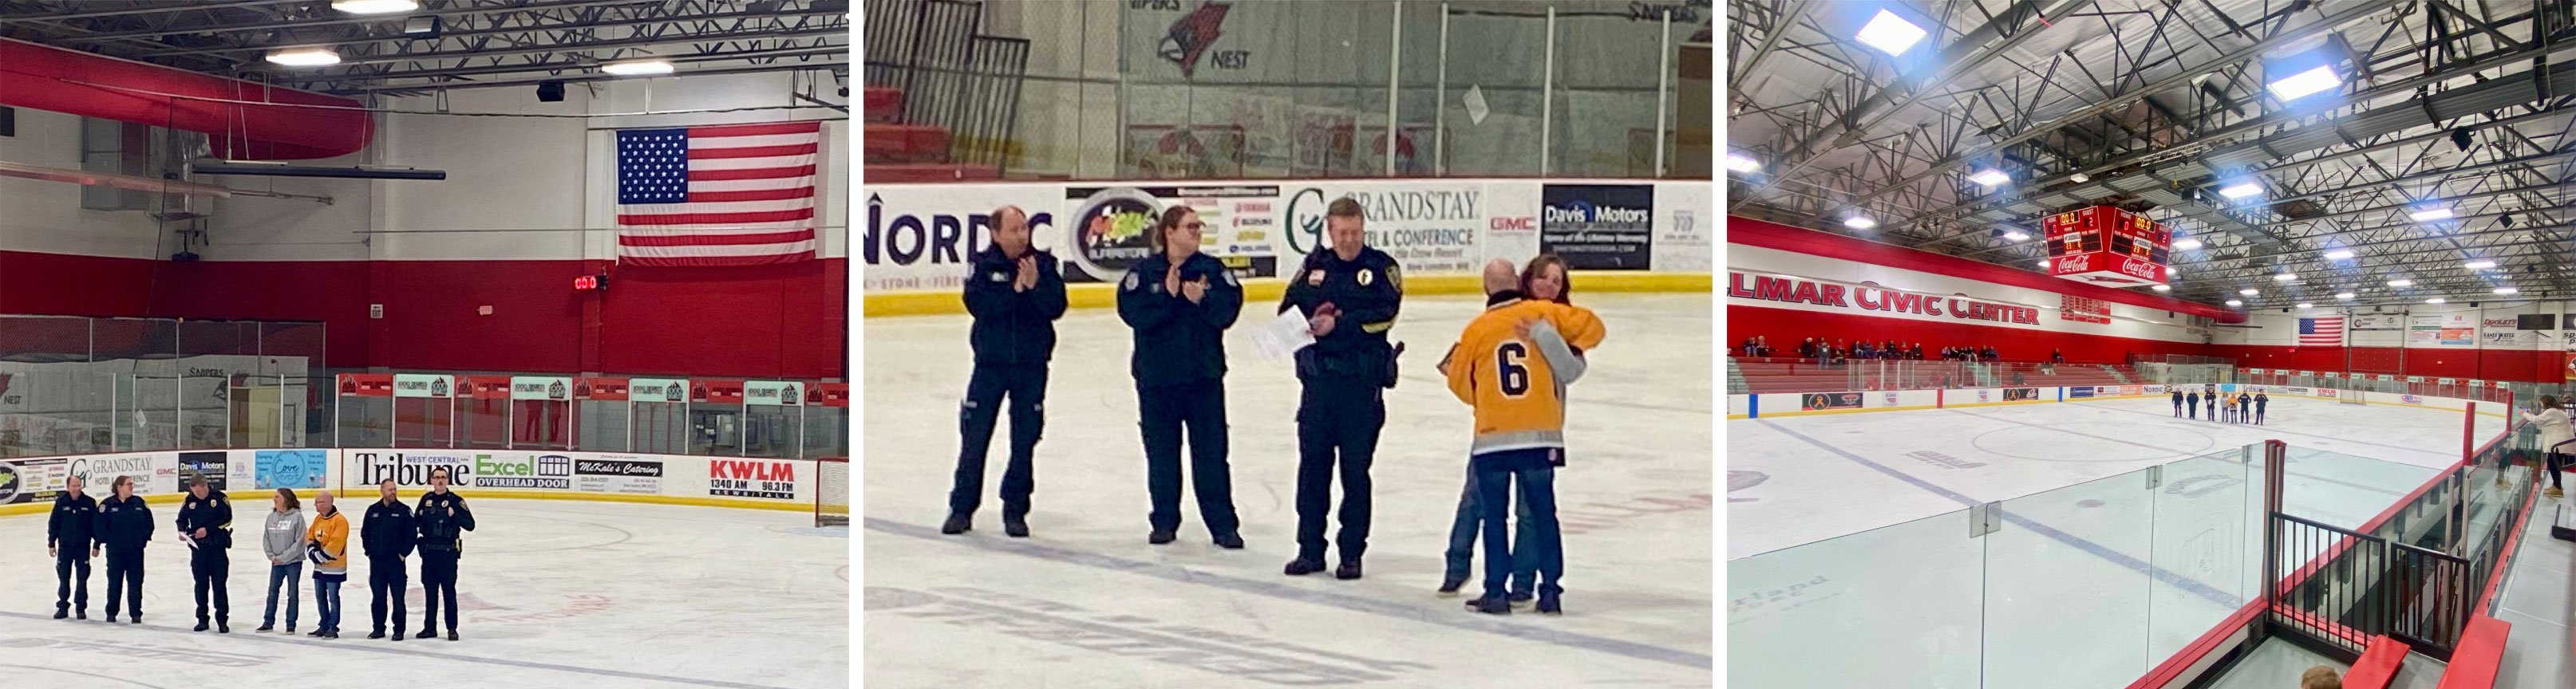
[2040,206,2170,287]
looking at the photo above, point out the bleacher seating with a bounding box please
[2341,635,2408,689]
[1730,356,2145,394]
[861,85,1002,181]
[2432,615,2510,689]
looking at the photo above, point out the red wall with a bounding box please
[0,250,845,379]
[2208,344,2566,384]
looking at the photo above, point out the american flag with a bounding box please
[614,121,821,266]
[2297,317,2345,346]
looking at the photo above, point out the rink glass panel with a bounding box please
[1727,443,2448,687]
[0,315,325,457]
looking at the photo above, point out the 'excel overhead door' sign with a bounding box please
[2041,206,2169,287]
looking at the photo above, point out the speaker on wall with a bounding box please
[0,106,14,137]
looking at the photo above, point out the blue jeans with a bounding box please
[1472,449,1562,600]
[313,574,344,632]
[263,562,302,628]
[1442,465,1536,593]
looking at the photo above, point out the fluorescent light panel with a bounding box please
[1968,169,2011,187]
[2173,238,2203,250]
[2323,249,2354,260]
[2266,65,2343,100]
[333,0,417,14]
[1725,154,1762,173]
[1843,216,1877,230]
[2409,207,2454,222]
[265,49,341,66]
[1855,10,1928,56]
[2218,182,2263,199]
[603,61,675,75]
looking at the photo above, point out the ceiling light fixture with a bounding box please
[1843,216,1877,230]
[2296,303,2313,309]
[2335,292,2354,300]
[2151,285,2171,292]
[2173,238,2203,250]
[603,60,676,76]
[1725,154,1762,173]
[265,49,342,67]
[2463,259,2496,270]
[2386,279,2412,287]
[2266,64,2344,100]
[2218,182,2263,199]
[1855,10,1929,56]
[333,0,418,14]
[2226,300,2243,307]
[2274,273,2297,282]
[2493,287,2518,294]
[2238,289,2259,296]
[2425,297,2446,304]
[1968,169,2011,187]
[2409,207,2454,222]
[2322,249,2354,260]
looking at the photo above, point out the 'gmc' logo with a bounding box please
[1490,216,1535,230]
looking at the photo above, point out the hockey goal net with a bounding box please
[2338,388,2369,405]
[816,456,849,527]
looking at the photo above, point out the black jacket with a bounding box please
[95,494,154,554]
[362,498,417,560]
[176,491,235,550]
[1278,247,1403,384]
[414,491,476,554]
[962,246,1069,367]
[49,492,100,552]
[2171,391,2183,404]
[1116,251,1244,388]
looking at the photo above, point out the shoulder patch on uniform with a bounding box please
[1123,273,1140,291]
[1357,269,1373,286]
[1388,264,1403,290]
[989,271,1009,282]
[1306,269,1326,286]
[1223,271,1239,287]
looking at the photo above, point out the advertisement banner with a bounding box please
[1066,185,1281,283]
[338,373,395,398]
[255,450,327,490]
[393,374,453,399]
[629,378,688,404]
[0,458,67,505]
[1650,182,1711,273]
[1539,184,1654,270]
[2068,387,2096,399]
[178,451,228,490]
[510,376,572,401]
[2003,388,2042,401]
[2350,314,2404,330]
[2481,317,2536,348]
[708,458,798,500]
[472,453,575,490]
[1278,183,1484,276]
[1800,392,1863,411]
[861,183,1065,293]
[745,381,806,407]
[348,451,475,488]
[2410,314,2476,347]
[574,457,665,495]
[1480,181,1542,267]
[69,455,174,495]
[576,377,629,402]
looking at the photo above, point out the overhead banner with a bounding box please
[2408,314,2476,347]
[1539,184,1655,270]
[859,183,1066,293]
[2480,317,2538,348]
[629,378,688,404]
[393,374,453,399]
[510,376,572,401]
[2349,314,2404,331]
[745,381,805,407]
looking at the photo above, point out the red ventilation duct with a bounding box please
[0,37,372,160]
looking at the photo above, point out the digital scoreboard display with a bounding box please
[2038,206,2170,287]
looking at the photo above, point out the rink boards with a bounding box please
[0,447,825,517]
[1729,385,2513,420]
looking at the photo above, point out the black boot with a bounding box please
[1436,577,1467,597]
[1148,529,1176,545]
[53,608,67,620]
[940,514,971,535]
[74,609,86,620]
[195,620,209,632]
[257,623,273,632]
[1465,596,1511,615]
[448,630,460,641]
[1334,560,1362,581]
[1283,557,1326,576]
[217,620,229,634]
[369,630,384,640]
[1002,515,1029,538]
[393,631,405,641]
[1537,588,1563,616]
[1212,533,1244,549]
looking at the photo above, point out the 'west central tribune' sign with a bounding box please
[2041,206,2170,287]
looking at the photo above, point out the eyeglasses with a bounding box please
[1182,222,1205,230]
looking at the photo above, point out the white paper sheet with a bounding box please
[1250,309,1317,361]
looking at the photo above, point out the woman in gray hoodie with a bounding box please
[257,488,306,633]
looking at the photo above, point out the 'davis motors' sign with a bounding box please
[1725,271,2041,325]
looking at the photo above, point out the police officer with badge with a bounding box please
[97,475,153,624]
[176,474,235,632]
[48,474,100,620]
[1278,198,1402,580]
[1116,204,1247,549]
[943,205,1068,538]
[414,468,476,640]
[362,478,416,640]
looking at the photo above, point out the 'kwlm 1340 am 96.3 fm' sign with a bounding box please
[1725,271,2041,325]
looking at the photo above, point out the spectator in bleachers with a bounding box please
[1910,343,1924,359]
[1799,338,1816,360]
[2520,395,2570,498]
[1756,336,1772,356]
[2051,348,2065,364]
[2300,665,2341,689]
[1740,338,1757,357]
[2011,370,2025,386]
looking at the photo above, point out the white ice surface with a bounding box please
[2,499,848,688]
[863,293,1714,688]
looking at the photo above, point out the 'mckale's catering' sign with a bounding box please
[1725,272,2042,325]
[2041,206,2170,287]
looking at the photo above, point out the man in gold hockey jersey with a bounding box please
[1440,258,1605,615]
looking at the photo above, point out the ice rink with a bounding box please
[1730,394,2505,558]
[1,499,847,688]
[863,293,1714,687]
[1727,394,2508,687]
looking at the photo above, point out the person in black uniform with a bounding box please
[414,468,476,640]
[2171,388,2184,417]
[1278,198,1402,580]
[1116,204,1246,548]
[176,474,235,632]
[2186,388,2200,419]
[944,205,1069,538]
[2254,390,2270,424]
[96,475,152,624]
[2237,392,2253,424]
[362,478,416,640]
[49,474,100,620]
